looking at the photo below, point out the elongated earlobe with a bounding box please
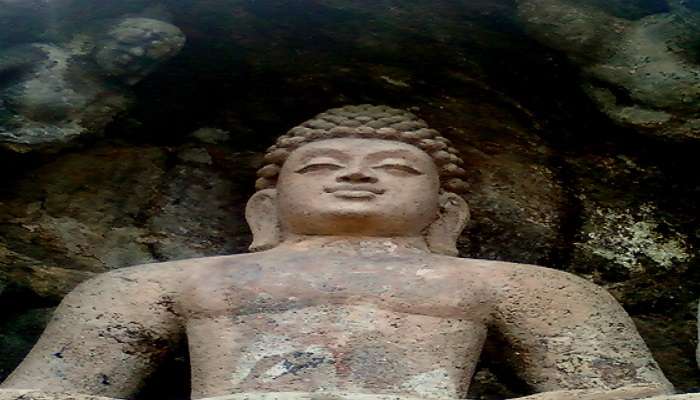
[245,189,282,252]
[426,192,470,256]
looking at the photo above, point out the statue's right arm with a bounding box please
[491,263,674,399]
[0,264,184,399]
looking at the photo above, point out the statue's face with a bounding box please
[277,138,440,236]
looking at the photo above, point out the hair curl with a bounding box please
[256,104,468,193]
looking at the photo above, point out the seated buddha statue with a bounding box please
[0,105,684,400]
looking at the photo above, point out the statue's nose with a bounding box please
[337,169,378,183]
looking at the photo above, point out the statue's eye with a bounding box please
[372,164,423,175]
[295,163,344,174]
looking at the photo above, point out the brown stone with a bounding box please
[0,106,681,400]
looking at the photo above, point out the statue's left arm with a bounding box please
[491,264,674,399]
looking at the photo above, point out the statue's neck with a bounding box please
[277,234,431,255]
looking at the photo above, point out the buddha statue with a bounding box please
[0,105,690,400]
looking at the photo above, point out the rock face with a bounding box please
[0,17,184,151]
[0,1,698,399]
[95,18,186,85]
[518,0,700,141]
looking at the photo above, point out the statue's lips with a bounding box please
[324,186,385,199]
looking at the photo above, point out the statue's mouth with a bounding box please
[324,185,385,199]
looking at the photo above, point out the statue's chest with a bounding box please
[182,256,491,397]
[183,256,487,319]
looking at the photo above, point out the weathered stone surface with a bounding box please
[518,0,700,141]
[3,0,697,147]
[0,108,684,400]
[0,1,698,398]
[0,147,166,278]
[0,144,257,303]
[2,114,698,398]
[147,147,257,260]
[95,18,185,85]
[0,17,184,151]
[207,393,700,400]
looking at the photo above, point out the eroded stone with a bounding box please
[0,106,680,400]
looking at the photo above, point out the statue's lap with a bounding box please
[2,390,700,400]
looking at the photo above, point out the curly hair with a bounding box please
[256,104,468,193]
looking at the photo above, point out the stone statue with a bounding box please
[0,105,692,400]
[0,17,185,151]
[517,0,700,141]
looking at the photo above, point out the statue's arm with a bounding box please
[492,264,674,398]
[0,265,183,399]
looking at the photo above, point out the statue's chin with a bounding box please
[280,201,434,237]
[282,212,422,237]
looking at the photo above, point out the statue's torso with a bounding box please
[181,248,496,399]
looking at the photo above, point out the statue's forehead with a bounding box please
[286,138,434,162]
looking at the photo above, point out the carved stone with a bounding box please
[2,389,700,400]
[0,106,683,399]
[0,17,185,151]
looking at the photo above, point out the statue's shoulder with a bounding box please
[77,253,256,293]
[120,252,254,272]
[450,257,602,294]
[55,253,261,315]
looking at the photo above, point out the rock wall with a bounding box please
[0,1,698,399]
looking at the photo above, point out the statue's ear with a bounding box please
[245,189,281,252]
[426,192,470,257]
